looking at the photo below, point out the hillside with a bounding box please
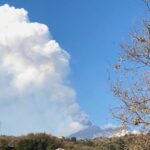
[69,125,119,139]
[0,133,149,150]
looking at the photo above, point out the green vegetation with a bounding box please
[0,133,149,150]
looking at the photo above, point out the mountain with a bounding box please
[69,125,119,139]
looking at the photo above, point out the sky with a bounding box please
[0,0,147,136]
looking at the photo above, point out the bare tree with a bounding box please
[144,0,150,12]
[111,1,150,130]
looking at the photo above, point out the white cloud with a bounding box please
[0,4,90,136]
[101,123,117,130]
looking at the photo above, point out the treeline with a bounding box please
[0,133,63,150]
[0,133,149,150]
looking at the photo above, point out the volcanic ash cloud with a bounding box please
[0,4,90,136]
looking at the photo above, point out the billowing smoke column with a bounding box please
[0,4,90,136]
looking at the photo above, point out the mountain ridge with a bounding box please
[69,125,119,139]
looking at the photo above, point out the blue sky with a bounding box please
[0,0,147,135]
